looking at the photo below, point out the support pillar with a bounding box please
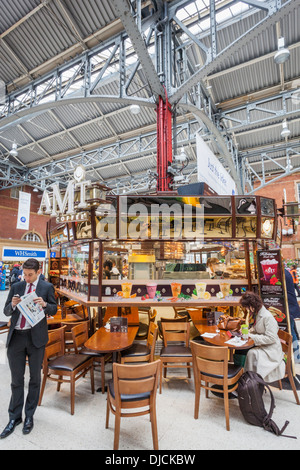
[156,93,173,192]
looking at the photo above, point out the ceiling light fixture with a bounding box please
[9,141,18,157]
[33,187,39,192]
[274,37,290,64]
[281,120,291,138]
[130,104,141,115]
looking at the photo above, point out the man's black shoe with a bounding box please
[22,417,34,435]
[0,418,22,439]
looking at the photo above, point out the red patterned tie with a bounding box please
[20,283,33,329]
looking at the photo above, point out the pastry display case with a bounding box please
[46,195,277,302]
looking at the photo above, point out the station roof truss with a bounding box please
[0,0,299,195]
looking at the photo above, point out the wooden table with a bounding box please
[84,326,139,355]
[47,313,84,326]
[192,321,254,352]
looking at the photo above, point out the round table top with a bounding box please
[193,323,254,350]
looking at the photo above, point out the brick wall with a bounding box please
[0,186,48,241]
[253,173,300,260]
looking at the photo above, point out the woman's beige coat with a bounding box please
[245,306,285,383]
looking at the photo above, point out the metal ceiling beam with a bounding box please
[111,0,165,99]
[0,120,200,190]
[168,0,297,105]
[219,88,300,132]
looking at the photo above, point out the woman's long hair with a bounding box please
[240,291,263,314]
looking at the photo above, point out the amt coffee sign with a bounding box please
[2,248,47,261]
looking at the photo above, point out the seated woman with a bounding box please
[239,291,285,383]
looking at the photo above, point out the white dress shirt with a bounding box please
[15,277,39,330]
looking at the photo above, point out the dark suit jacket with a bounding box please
[4,278,57,348]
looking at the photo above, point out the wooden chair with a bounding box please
[173,306,190,319]
[191,341,244,431]
[278,329,300,405]
[120,322,158,364]
[61,320,87,354]
[157,314,189,340]
[136,308,157,340]
[71,322,111,394]
[38,326,94,415]
[106,360,161,450]
[159,321,192,393]
[0,321,9,335]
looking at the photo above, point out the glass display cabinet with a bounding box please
[47,195,278,303]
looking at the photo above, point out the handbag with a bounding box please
[217,314,242,332]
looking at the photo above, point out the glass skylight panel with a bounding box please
[184,3,198,16]
[216,8,233,24]
[189,23,202,36]
[230,2,250,16]
[176,8,190,21]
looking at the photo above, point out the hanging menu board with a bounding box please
[257,249,289,330]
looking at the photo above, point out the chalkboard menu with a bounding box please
[257,250,289,330]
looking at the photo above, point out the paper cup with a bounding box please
[121,282,132,298]
[171,282,181,298]
[195,282,206,299]
[146,283,157,299]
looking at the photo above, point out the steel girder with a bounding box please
[219,89,300,132]
[0,120,202,192]
[0,0,297,194]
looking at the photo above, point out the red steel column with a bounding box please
[156,92,172,192]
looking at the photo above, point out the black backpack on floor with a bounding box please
[237,371,296,439]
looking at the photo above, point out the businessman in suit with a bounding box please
[0,258,57,439]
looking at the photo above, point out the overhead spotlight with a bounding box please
[9,141,18,157]
[274,37,290,64]
[130,104,141,115]
[281,120,291,138]
[33,187,39,192]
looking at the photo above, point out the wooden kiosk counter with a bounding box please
[44,193,291,336]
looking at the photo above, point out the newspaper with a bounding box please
[225,337,247,347]
[17,292,45,327]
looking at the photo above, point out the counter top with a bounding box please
[55,288,242,307]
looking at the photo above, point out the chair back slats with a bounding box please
[119,377,156,396]
[114,360,160,379]
[113,361,160,403]
[191,342,228,376]
[71,322,89,353]
[147,323,158,353]
[278,329,300,405]
[278,329,292,370]
[196,356,225,377]
[162,321,190,347]
[46,327,65,359]
[278,329,289,353]
[192,341,228,361]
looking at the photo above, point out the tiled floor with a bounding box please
[0,290,299,450]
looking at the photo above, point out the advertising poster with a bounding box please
[257,249,289,330]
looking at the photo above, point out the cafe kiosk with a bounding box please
[42,173,292,342]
